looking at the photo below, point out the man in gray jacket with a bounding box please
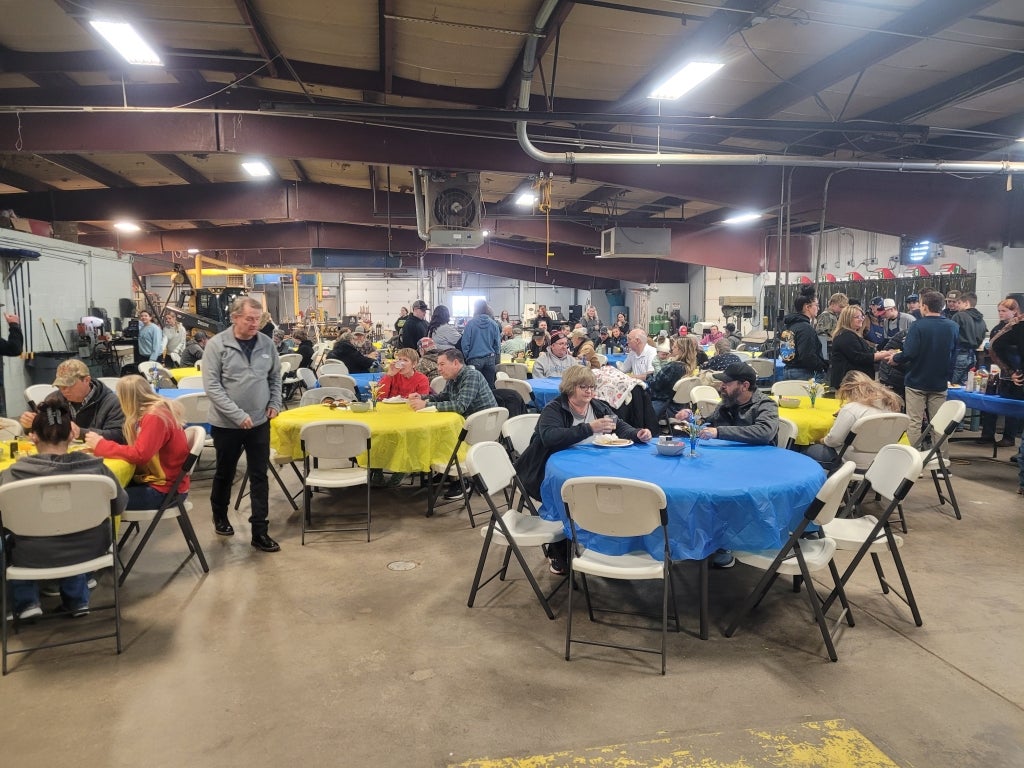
[203,297,283,552]
[674,362,779,446]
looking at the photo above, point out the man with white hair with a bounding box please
[619,328,657,381]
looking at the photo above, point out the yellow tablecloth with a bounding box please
[0,454,135,487]
[168,366,201,382]
[500,356,535,374]
[270,403,465,473]
[775,396,838,446]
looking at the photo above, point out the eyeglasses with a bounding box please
[576,384,596,392]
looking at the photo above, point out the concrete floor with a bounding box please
[1,438,1022,767]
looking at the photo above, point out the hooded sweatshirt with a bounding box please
[781,312,827,372]
[952,307,987,349]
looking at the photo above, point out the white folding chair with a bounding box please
[193,359,202,371]
[501,413,539,458]
[0,417,23,441]
[24,384,57,407]
[299,387,356,407]
[691,384,720,419]
[318,373,359,393]
[914,399,966,523]
[117,426,210,584]
[137,361,159,378]
[724,461,857,662]
[664,375,700,429]
[495,362,528,380]
[279,353,303,372]
[771,380,823,398]
[0,475,122,674]
[496,378,534,409]
[430,376,446,394]
[747,357,776,388]
[560,477,679,675]
[777,416,799,450]
[318,362,349,376]
[466,442,568,619]
[176,376,204,389]
[298,368,318,391]
[426,407,508,527]
[834,411,911,528]
[299,420,372,544]
[823,444,926,627]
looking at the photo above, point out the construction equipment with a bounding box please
[162,264,247,334]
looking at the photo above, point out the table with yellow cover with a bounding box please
[270,402,465,473]
[775,396,838,446]
[0,444,134,487]
[168,366,201,382]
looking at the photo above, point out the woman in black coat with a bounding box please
[829,305,891,390]
[327,335,375,373]
[293,330,314,369]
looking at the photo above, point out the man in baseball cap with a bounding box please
[866,296,887,345]
[18,357,125,442]
[881,298,915,340]
[905,294,921,319]
[943,290,961,319]
[400,300,430,349]
[673,361,778,446]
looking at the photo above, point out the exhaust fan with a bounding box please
[422,171,484,249]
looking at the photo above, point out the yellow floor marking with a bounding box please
[452,719,901,767]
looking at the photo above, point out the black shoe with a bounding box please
[214,518,235,536]
[251,533,281,552]
[442,483,465,500]
[996,438,1016,448]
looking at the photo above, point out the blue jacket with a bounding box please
[460,313,500,361]
[892,315,958,391]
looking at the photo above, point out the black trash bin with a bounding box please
[25,351,77,386]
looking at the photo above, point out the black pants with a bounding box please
[211,421,271,534]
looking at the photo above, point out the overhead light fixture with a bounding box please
[114,220,141,233]
[721,212,763,225]
[482,230,490,237]
[649,61,723,100]
[89,20,162,67]
[515,191,537,207]
[242,160,272,178]
[187,248,200,254]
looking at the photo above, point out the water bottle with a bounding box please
[965,368,976,391]
[979,367,989,394]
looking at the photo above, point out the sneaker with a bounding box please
[442,483,465,500]
[87,576,98,590]
[711,549,735,569]
[17,604,43,621]
[549,558,568,576]
[996,438,1016,448]
[56,603,89,618]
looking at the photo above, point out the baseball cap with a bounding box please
[412,300,429,311]
[52,358,90,388]
[906,294,919,302]
[946,290,961,301]
[882,298,897,309]
[352,328,366,336]
[869,296,884,308]
[549,332,566,344]
[598,326,609,334]
[570,328,588,339]
[712,362,757,386]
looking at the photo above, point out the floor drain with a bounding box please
[387,560,419,571]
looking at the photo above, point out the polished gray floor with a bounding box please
[1,439,1022,767]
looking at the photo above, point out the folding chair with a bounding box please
[662,375,700,431]
[723,461,857,662]
[318,373,359,393]
[299,420,372,544]
[777,416,798,450]
[1,475,122,674]
[822,444,926,626]
[117,426,210,585]
[430,376,446,394]
[834,412,911,529]
[466,442,568,619]
[500,413,539,459]
[299,387,356,407]
[176,376,204,389]
[495,362,528,380]
[747,358,776,389]
[771,380,823,398]
[496,378,534,410]
[279,353,303,372]
[0,417,23,441]
[913,399,966,522]
[561,477,679,675]
[425,406,508,527]
[24,384,57,407]
[317,362,349,376]
[691,385,720,420]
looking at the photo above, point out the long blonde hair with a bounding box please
[837,371,903,412]
[832,305,867,339]
[116,376,183,445]
[676,336,698,374]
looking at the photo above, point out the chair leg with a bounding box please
[269,463,299,511]
[233,470,249,510]
[118,509,168,586]
[884,528,923,627]
[467,519,498,609]
[661,567,669,675]
[795,550,839,661]
[828,559,855,627]
[176,511,209,573]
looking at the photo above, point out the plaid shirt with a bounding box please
[428,365,496,416]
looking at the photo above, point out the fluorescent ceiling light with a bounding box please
[482,230,490,237]
[89,21,162,67]
[721,212,762,225]
[649,61,723,100]
[515,192,537,206]
[187,248,200,254]
[114,220,141,233]
[242,160,272,178]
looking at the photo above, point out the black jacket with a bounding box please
[327,340,374,373]
[296,339,314,369]
[829,330,876,390]
[781,313,827,372]
[70,379,126,443]
[399,315,429,349]
[877,331,908,393]
[952,307,987,349]
[0,322,23,357]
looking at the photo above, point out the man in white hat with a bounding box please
[881,298,915,341]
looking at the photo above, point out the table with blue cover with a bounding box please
[539,440,825,562]
[946,387,1024,417]
[530,377,563,408]
[315,373,379,399]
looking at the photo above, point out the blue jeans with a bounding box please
[782,366,819,382]
[466,355,496,388]
[126,483,184,510]
[951,349,976,385]
[10,574,89,611]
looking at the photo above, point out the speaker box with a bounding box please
[569,304,583,323]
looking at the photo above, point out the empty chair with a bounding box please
[0,417,23,441]
[175,392,213,434]
[299,387,356,407]
[747,358,776,387]
[496,378,533,409]
[299,420,372,544]
[777,416,799,450]
[724,461,857,662]
[501,413,540,458]
[913,399,966,522]
[279,353,303,373]
[690,384,720,420]
[593,354,608,366]
[137,360,159,378]
[822,444,926,627]
[466,442,568,619]
[318,373,358,392]
[771,380,823,398]
[560,477,679,675]
[318,362,349,376]
[732,350,752,360]
[297,368,318,391]
[193,359,202,371]
[495,362,528,381]
[1,475,122,674]
[176,376,205,389]
[24,384,57,406]
[279,361,292,375]
[835,412,911,490]
[116,426,210,584]
[430,376,446,394]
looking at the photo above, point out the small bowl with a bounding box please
[656,441,686,456]
[778,396,800,408]
[349,401,371,412]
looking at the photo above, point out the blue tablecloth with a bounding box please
[947,388,1024,417]
[540,440,825,561]
[531,377,563,408]
[158,388,202,399]
[315,373,379,399]
[605,353,627,367]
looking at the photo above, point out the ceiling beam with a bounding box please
[149,154,210,185]
[233,0,281,79]
[562,184,626,216]
[379,0,396,94]
[0,167,56,193]
[46,154,134,188]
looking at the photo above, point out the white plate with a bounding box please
[382,396,407,403]
[417,406,438,413]
[947,384,963,390]
[593,437,632,447]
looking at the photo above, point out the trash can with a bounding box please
[25,351,77,386]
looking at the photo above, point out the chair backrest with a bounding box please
[594,353,608,366]
[777,416,798,450]
[495,371,509,381]
[176,376,205,389]
[300,420,371,460]
[194,359,202,371]
[0,416,24,441]
[863,443,924,501]
[501,413,540,455]
[561,477,667,537]
[300,387,356,407]
[176,392,212,426]
[690,384,719,405]
[464,407,509,445]
[495,362,528,380]
[318,362,349,376]
[97,376,122,391]
[671,376,701,405]
[319,373,358,391]
[771,380,822,398]
[137,360,159,377]
[805,460,857,526]
[466,441,516,498]
[430,376,446,394]
[747,358,776,380]
[167,425,208,490]
[847,413,911,455]
[298,368,318,389]
[279,353,303,372]
[496,378,533,402]
[279,361,292,375]
[24,383,57,406]
[923,399,967,444]
[732,350,752,360]
[0,474,119,539]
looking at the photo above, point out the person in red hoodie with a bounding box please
[84,375,190,509]
[377,348,430,399]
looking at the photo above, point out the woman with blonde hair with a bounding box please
[84,376,191,509]
[804,371,903,472]
[829,305,893,390]
[647,337,694,419]
[378,347,430,398]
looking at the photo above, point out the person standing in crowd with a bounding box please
[950,291,987,385]
[400,300,430,349]
[890,291,958,455]
[394,307,409,335]
[19,358,125,442]
[942,290,960,319]
[780,289,827,381]
[980,298,1022,446]
[258,311,276,338]
[203,297,283,553]
[877,329,909,402]
[881,298,916,340]
[829,306,893,390]
[905,294,922,320]
[814,293,848,337]
[612,312,629,333]
[180,331,207,367]
[161,311,187,366]
[582,306,601,339]
[427,305,462,351]
[136,310,162,362]
[532,305,554,328]
[499,309,511,325]
[865,297,887,347]
[0,310,24,417]
[461,299,501,387]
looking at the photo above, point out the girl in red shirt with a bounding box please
[378,348,431,399]
[85,376,190,509]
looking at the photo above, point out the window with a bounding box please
[450,295,486,319]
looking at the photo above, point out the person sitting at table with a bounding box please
[326,331,375,373]
[180,331,207,367]
[19,358,125,443]
[350,328,376,357]
[3,397,128,620]
[526,328,549,359]
[829,305,893,390]
[500,326,527,357]
[803,371,904,473]
[619,329,657,381]
[84,376,191,510]
[701,338,741,373]
[725,323,743,349]
[568,328,594,359]
[648,337,690,420]
[533,332,577,378]
[604,326,627,353]
[378,348,430,399]
[701,324,724,345]
[292,329,314,369]
[415,335,441,380]
[675,362,778,446]
[515,365,652,575]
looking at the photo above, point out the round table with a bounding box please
[168,366,200,382]
[0,450,134,487]
[539,440,825,562]
[776,396,838,446]
[530,377,563,408]
[270,402,464,473]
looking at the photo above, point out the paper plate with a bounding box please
[593,437,631,447]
